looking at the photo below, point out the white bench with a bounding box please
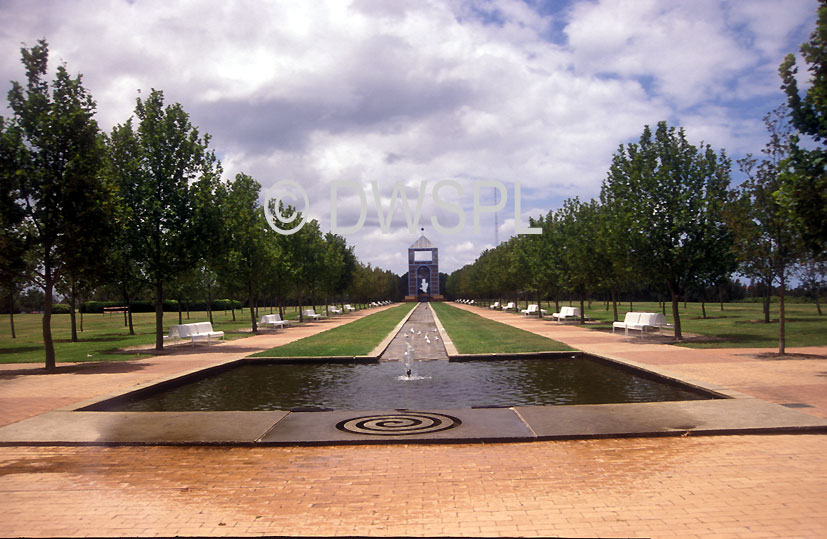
[164,322,224,345]
[489,301,500,310]
[343,304,356,312]
[552,306,582,322]
[521,304,547,316]
[303,309,324,321]
[502,302,516,312]
[327,305,342,315]
[259,314,288,330]
[613,312,671,336]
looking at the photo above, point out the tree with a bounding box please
[735,109,801,354]
[598,184,643,322]
[778,0,827,256]
[2,40,115,369]
[557,198,602,323]
[107,89,221,350]
[0,116,29,338]
[281,217,325,322]
[602,122,733,340]
[217,173,274,333]
[797,255,826,315]
[320,232,356,312]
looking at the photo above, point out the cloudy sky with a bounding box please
[0,0,818,275]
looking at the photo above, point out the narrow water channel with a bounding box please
[380,303,448,361]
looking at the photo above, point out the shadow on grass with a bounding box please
[53,336,129,344]
[0,345,42,355]
[0,360,153,378]
[735,318,822,324]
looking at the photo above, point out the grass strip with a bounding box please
[431,302,574,354]
[252,302,416,357]
[0,308,266,364]
[531,300,827,348]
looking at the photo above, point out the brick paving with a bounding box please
[1,302,826,537]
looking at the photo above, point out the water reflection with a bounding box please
[112,357,712,412]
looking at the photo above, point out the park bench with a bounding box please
[259,314,288,330]
[489,301,501,310]
[103,306,127,315]
[502,302,516,312]
[551,306,585,322]
[521,304,547,316]
[612,312,671,336]
[327,305,343,315]
[303,309,324,321]
[164,322,224,345]
[343,304,356,312]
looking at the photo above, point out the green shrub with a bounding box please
[51,303,72,314]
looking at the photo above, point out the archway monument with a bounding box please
[405,232,444,302]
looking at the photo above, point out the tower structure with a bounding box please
[405,232,442,301]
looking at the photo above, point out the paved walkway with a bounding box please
[1,302,826,537]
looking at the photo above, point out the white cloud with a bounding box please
[0,0,818,274]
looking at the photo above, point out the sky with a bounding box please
[0,0,819,275]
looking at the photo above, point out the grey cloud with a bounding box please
[193,74,475,156]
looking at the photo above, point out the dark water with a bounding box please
[107,357,714,411]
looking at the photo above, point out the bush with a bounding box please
[81,298,241,313]
[51,303,72,314]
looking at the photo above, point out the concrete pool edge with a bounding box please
[0,351,826,446]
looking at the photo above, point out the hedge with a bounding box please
[80,299,242,314]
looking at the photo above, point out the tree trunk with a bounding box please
[207,283,213,325]
[249,279,257,333]
[69,280,78,342]
[8,290,16,339]
[670,287,683,341]
[763,287,771,323]
[178,298,183,325]
[43,268,56,371]
[701,301,707,319]
[779,270,786,355]
[579,291,586,325]
[122,292,135,335]
[610,288,618,322]
[154,281,164,351]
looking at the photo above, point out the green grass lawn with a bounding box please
[528,300,826,349]
[432,302,573,354]
[252,302,416,357]
[0,305,322,364]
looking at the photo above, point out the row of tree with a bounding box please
[0,40,398,370]
[447,2,827,353]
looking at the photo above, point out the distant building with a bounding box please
[405,233,443,302]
